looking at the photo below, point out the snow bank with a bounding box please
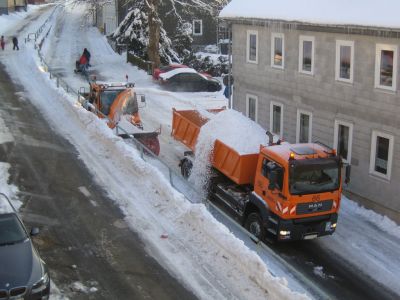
[0,162,20,212]
[220,0,400,29]
[341,195,400,238]
[190,109,266,192]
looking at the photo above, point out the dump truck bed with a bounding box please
[172,109,258,185]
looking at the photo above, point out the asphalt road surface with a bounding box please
[0,62,197,299]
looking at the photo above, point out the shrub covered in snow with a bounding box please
[183,52,229,76]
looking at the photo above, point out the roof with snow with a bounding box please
[219,0,400,30]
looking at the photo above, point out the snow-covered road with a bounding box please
[1,2,400,300]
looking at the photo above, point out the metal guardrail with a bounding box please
[25,7,331,299]
[127,52,153,75]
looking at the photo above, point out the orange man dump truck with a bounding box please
[172,109,350,241]
[79,81,160,156]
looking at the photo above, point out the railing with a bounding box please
[127,51,153,75]
[24,7,331,299]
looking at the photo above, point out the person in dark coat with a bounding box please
[83,48,91,66]
[1,36,5,51]
[12,36,19,51]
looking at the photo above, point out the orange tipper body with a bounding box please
[172,108,343,241]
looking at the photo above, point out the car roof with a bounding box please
[159,68,208,80]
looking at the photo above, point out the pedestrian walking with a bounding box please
[12,36,19,51]
[0,36,5,50]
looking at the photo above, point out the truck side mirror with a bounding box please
[268,171,277,190]
[345,165,351,184]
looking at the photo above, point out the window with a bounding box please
[246,94,258,122]
[333,120,353,164]
[246,30,258,63]
[375,44,398,91]
[271,33,284,68]
[335,40,354,83]
[369,131,394,180]
[193,20,203,36]
[261,158,284,191]
[299,36,314,75]
[270,102,283,137]
[296,110,312,143]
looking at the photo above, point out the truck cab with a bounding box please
[248,143,342,241]
[86,81,142,129]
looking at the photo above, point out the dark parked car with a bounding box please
[159,68,222,92]
[0,193,50,300]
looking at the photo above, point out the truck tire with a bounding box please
[245,212,265,241]
[180,158,193,178]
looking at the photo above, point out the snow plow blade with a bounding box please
[118,132,160,156]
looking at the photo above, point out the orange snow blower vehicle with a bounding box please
[78,80,160,156]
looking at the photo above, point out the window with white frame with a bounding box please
[270,102,283,137]
[335,40,354,83]
[271,33,284,68]
[246,94,258,122]
[193,20,203,36]
[369,131,394,180]
[299,36,314,74]
[296,110,312,143]
[333,120,353,164]
[375,44,398,91]
[246,30,258,63]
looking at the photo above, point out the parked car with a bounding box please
[159,68,222,92]
[152,64,188,80]
[0,193,50,300]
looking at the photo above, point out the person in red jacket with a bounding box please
[78,53,88,74]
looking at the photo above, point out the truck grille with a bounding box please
[296,200,333,215]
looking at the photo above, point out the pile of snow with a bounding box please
[70,281,98,294]
[0,163,20,212]
[190,109,267,192]
[341,196,400,238]
[220,0,400,29]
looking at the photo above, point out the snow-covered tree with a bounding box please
[172,22,193,58]
[112,2,179,65]
[112,0,230,65]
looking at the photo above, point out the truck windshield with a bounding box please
[0,214,28,246]
[100,90,122,115]
[122,94,138,115]
[289,158,340,195]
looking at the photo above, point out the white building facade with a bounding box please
[220,0,400,219]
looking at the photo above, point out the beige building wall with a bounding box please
[230,22,400,214]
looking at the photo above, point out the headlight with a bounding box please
[331,223,337,229]
[279,230,291,236]
[32,272,49,293]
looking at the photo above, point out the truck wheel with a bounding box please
[245,212,265,241]
[180,158,193,178]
